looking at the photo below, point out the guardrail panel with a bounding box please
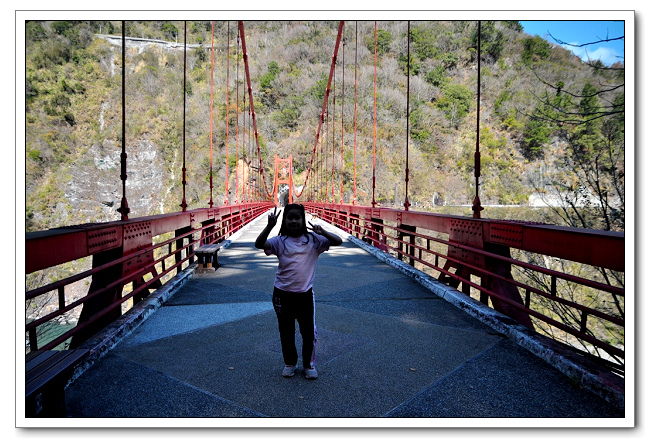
[302,202,624,371]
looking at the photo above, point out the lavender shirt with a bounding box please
[264,233,331,293]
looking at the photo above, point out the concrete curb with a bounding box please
[68,213,267,387]
[311,218,625,412]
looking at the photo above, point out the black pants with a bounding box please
[272,287,317,369]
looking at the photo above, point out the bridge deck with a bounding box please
[64,213,623,421]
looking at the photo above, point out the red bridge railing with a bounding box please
[25,203,273,352]
[303,202,625,375]
[25,201,625,376]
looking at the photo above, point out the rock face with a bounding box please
[40,35,182,229]
[64,138,166,224]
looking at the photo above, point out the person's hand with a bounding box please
[268,207,281,228]
[307,221,323,235]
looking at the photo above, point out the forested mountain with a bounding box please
[24,20,624,233]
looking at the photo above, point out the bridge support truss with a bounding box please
[272,155,294,206]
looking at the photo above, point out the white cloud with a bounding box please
[586,47,621,65]
[562,43,620,66]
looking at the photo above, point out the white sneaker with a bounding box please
[282,365,296,377]
[304,367,318,380]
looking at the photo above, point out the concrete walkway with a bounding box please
[64,210,624,423]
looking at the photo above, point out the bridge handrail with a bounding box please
[25,202,274,351]
[25,226,198,330]
[26,203,270,274]
[27,234,196,351]
[303,202,625,373]
[352,212,624,326]
[374,220,624,298]
[25,201,625,373]
[303,203,624,270]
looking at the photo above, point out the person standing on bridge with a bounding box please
[255,204,342,380]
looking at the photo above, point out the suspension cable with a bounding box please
[353,21,358,205]
[117,21,130,220]
[319,112,324,201]
[250,99,256,200]
[331,59,336,202]
[235,25,240,204]
[372,21,378,208]
[238,30,246,203]
[319,152,321,200]
[244,89,250,201]
[404,21,411,211]
[249,94,254,201]
[180,21,188,212]
[209,21,215,208]
[473,20,483,218]
[245,91,249,201]
[340,33,345,204]
[238,21,274,201]
[224,21,230,205]
[247,96,253,201]
[293,21,344,201]
[325,95,329,202]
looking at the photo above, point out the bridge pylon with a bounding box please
[273,155,293,206]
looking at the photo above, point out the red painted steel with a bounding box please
[273,155,294,206]
[300,204,624,271]
[26,202,625,371]
[303,202,625,366]
[224,21,231,205]
[235,26,241,204]
[238,21,273,200]
[293,21,345,200]
[25,203,273,350]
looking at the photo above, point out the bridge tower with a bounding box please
[273,155,294,206]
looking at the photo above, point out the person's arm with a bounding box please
[308,222,343,246]
[255,208,281,250]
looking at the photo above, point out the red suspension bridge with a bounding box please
[23,21,626,420]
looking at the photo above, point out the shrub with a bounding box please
[502,21,523,32]
[522,114,551,159]
[437,52,458,69]
[310,74,328,101]
[260,61,280,90]
[409,26,438,60]
[28,149,41,161]
[425,66,447,87]
[161,22,178,41]
[52,21,74,36]
[409,108,430,141]
[365,29,392,55]
[502,109,524,133]
[471,21,505,61]
[26,21,46,43]
[398,53,420,76]
[522,36,551,65]
[436,84,474,120]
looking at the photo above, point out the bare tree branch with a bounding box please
[548,31,624,48]
[528,67,624,99]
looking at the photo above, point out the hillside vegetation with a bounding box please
[25,20,624,233]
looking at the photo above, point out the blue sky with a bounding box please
[519,21,625,66]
